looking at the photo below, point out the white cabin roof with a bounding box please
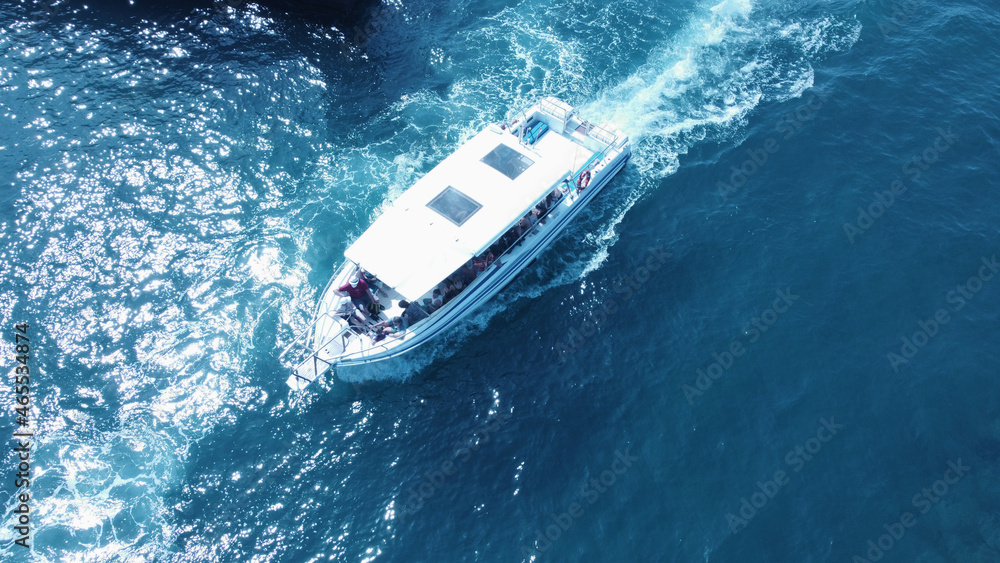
[345,124,593,301]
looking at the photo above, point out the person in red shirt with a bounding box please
[334,274,379,319]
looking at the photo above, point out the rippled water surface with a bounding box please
[2,0,999,561]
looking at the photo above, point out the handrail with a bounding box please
[588,133,619,172]
[312,320,360,356]
[281,310,373,384]
[538,97,573,121]
[587,123,617,146]
[279,310,341,361]
[284,260,373,362]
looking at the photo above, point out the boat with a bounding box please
[281,97,631,390]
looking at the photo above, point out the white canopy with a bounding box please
[345,126,588,301]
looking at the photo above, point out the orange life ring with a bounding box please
[576,170,591,191]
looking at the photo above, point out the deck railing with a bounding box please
[280,311,351,377]
[538,97,574,123]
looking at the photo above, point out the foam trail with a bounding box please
[571,0,859,275]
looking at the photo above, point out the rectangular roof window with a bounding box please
[480,144,534,180]
[426,186,483,226]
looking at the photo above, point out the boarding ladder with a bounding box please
[279,311,359,390]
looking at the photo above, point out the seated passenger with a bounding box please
[437,281,451,305]
[334,273,380,319]
[517,216,532,240]
[425,289,444,312]
[398,300,429,328]
[443,275,464,302]
[487,243,504,267]
[459,260,478,284]
[335,301,366,329]
[532,206,545,226]
[361,269,387,298]
[546,187,562,206]
[453,276,465,294]
[495,235,511,254]
[473,251,492,272]
[386,315,406,335]
[372,316,406,341]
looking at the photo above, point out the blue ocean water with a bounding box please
[2,0,999,561]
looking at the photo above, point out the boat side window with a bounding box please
[480,144,535,180]
[417,183,560,317]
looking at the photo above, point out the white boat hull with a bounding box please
[283,97,631,389]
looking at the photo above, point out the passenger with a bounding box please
[459,260,478,284]
[334,273,379,319]
[361,269,388,298]
[473,252,490,272]
[426,289,444,312]
[386,315,406,336]
[495,235,511,254]
[517,216,532,241]
[398,300,429,328]
[438,281,452,305]
[450,275,465,297]
[531,206,545,226]
[442,275,464,303]
[547,187,562,206]
[372,316,406,340]
[536,197,548,213]
[488,243,504,267]
[335,301,365,329]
